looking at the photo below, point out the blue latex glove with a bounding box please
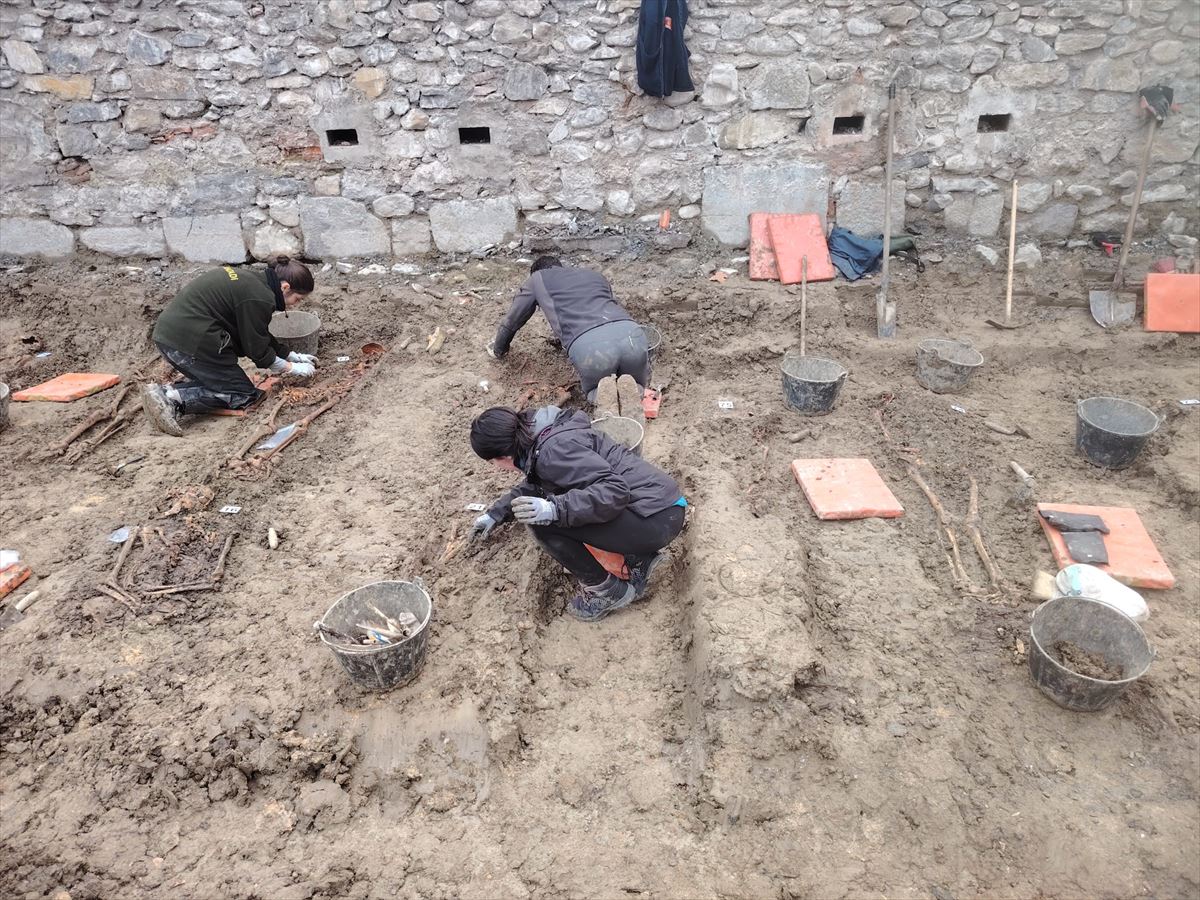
[512,496,557,525]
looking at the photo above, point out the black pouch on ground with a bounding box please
[1062,530,1110,565]
[1039,509,1111,534]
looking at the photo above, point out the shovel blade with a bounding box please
[876,302,897,339]
[1089,289,1136,328]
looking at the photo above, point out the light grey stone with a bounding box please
[1054,31,1106,54]
[566,32,598,52]
[340,171,389,202]
[881,5,919,27]
[383,131,424,159]
[173,31,210,48]
[492,13,532,43]
[1014,242,1042,269]
[127,30,172,65]
[747,60,810,110]
[643,107,683,131]
[975,244,1000,266]
[606,189,635,216]
[1016,182,1053,212]
[718,112,794,150]
[700,63,738,110]
[1124,183,1187,205]
[970,46,1003,72]
[1150,39,1185,63]
[995,62,1069,88]
[556,167,603,212]
[391,217,432,255]
[922,8,949,26]
[80,223,167,257]
[163,214,246,263]
[44,38,98,74]
[503,63,549,101]
[678,204,701,220]
[62,101,120,124]
[401,109,430,130]
[55,124,98,157]
[270,202,300,227]
[1080,57,1139,92]
[123,105,161,132]
[1024,202,1078,238]
[702,162,830,246]
[131,68,202,100]
[371,194,416,218]
[0,217,74,257]
[428,198,518,252]
[922,69,971,92]
[944,192,1004,236]
[299,197,390,257]
[847,16,884,36]
[249,222,301,260]
[1161,211,1187,235]
[836,179,906,235]
[1020,35,1057,62]
[405,2,441,22]
[943,16,992,42]
[1,39,44,74]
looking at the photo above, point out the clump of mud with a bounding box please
[1052,639,1123,680]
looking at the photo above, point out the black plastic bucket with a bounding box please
[1028,596,1153,712]
[1076,396,1160,470]
[318,580,431,691]
[269,310,321,356]
[781,353,847,416]
[915,338,984,394]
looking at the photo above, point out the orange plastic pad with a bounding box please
[203,376,280,416]
[1144,273,1200,333]
[586,545,629,580]
[1037,503,1175,590]
[749,213,782,281]
[12,372,120,402]
[766,214,836,285]
[642,388,662,420]
[0,564,32,599]
[791,458,904,520]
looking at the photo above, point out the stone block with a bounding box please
[79,224,167,257]
[1024,202,1078,239]
[428,198,518,252]
[62,101,120,124]
[372,194,416,218]
[747,60,810,110]
[701,162,830,246]
[835,179,906,235]
[1016,182,1054,212]
[503,63,549,101]
[2,39,44,74]
[127,30,171,65]
[131,68,201,100]
[0,217,74,257]
[341,170,389,202]
[391,217,432,255]
[1080,57,1139,92]
[1014,242,1042,269]
[1054,32,1105,54]
[249,222,301,260]
[943,192,1004,237]
[718,112,794,150]
[700,63,738,110]
[643,107,683,131]
[311,107,380,166]
[55,124,98,157]
[299,197,390,258]
[163,214,246,263]
[352,67,386,99]
[124,105,162,133]
[23,74,94,99]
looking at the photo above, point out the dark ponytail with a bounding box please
[470,407,536,460]
[271,255,314,294]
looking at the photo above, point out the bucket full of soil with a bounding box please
[592,415,644,455]
[915,339,984,394]
[0,382,9,432]
[269,310,322,357]
[1028,596,1153,712]
[781,353,847,416]
[317,580,432,692]
[1076,396,1160,470]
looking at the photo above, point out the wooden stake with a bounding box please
[800,255,808,357]
[1005,179,1018,324]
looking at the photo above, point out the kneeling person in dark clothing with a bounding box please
[468,405,687,622]
[143,256,318,436]
[488,256,650,402]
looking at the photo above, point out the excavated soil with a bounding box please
[1,245,1198,900]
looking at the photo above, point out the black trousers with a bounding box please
[529,504,685,585]
[567,320,651,400]
[156,341,263,414]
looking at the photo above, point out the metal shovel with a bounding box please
[1090,115,1159,328]
[0,590,41,632]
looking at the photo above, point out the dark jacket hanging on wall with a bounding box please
[636,0,693,98]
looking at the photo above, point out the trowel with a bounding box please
[1090,106,1161,328]
[0,590,41,633]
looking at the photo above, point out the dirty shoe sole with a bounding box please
[594,374,619,417]
[141,385,183,437]
[616,374,646,427]
[631,550,670,600]
[566,586,638,622]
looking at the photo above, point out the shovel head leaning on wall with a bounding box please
[1089,288,1136,328]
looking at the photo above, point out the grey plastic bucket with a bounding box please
[0,383,9,432]
[1028,596,1153,712]
[915,339,984,394]
[781,353,847,416]
[269,310,321,356]
[1076,396,1159,470]
[592,415,644,455]
[318,580,432,691]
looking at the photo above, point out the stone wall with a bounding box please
[1,0,1197,262]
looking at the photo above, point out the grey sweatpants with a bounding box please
[567,320,651,400]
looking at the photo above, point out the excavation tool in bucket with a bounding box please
[876,82,897,339]
[1090,87,1171,328]
[316,580,432,691]
[783,257,848,415]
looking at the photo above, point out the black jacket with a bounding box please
[636,0,693,98]
[487,409,682,528]
[493,267,631,357]
[153,266,287,368]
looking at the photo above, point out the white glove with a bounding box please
[285,360,315,378]
[512,496,557,525]
[471,513,497,541]
[268,356,289,374]
[288,351,318,365]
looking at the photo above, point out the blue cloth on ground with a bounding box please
[675,496,688,508]
[827,227,884,281]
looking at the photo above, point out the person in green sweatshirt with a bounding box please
[142,256,318,436]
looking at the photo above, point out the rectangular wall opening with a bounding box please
[977,113,1012,133]
[325,128,359,147]
[458,126,492,145]
[832,114,864,136]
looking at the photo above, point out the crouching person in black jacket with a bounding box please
[469,405,687,622]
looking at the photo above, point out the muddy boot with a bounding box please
[594,374,619,418]
[616,374,646,429]
[141,384,183,437]
[627,550,669,600]
[566,574,636,622]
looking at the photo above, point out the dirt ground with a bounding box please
[1,241,1198,900]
